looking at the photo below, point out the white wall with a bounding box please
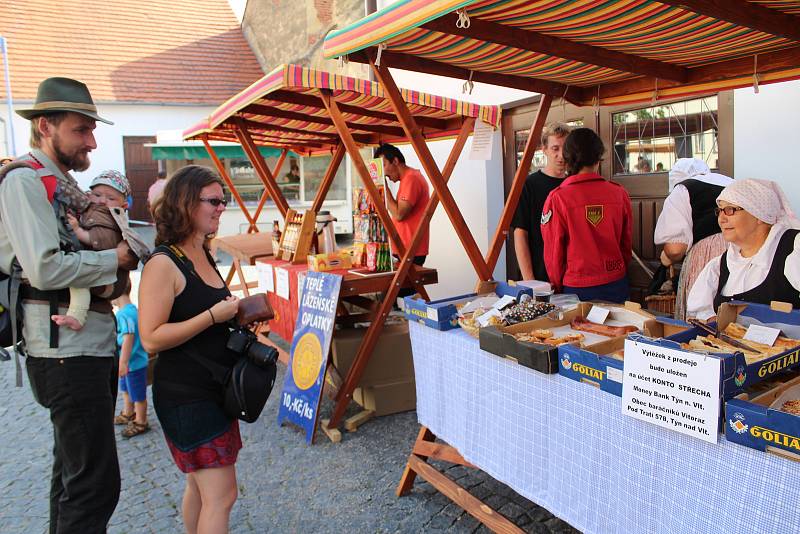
[734,80,800,214]
[0,103,214,189]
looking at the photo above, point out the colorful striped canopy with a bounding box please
[323,0,800,106]
[183,63,500,154]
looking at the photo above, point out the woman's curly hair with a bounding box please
[563,127,605,177]
[151,165,224,247]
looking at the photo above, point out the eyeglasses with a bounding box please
[199,197,228,207]
[715,206,745,217]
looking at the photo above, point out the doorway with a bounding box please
[123,136,158,222]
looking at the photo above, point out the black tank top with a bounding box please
[151,245,239,407]
[680,179,726,244]
[714,228,800,312]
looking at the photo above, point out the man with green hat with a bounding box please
[0,77,136,533]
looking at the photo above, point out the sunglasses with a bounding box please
[714,206,744,217]
[199,197,228,207]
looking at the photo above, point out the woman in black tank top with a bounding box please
[139,166,241,533]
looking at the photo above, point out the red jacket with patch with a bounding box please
[540,173,632,291]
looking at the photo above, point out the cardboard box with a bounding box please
[403,281,533,331]
[307,251,352,272]
[631,302,800,400]
[481,301,656,376]
[353,378,417,416]
[725,371,800,460]
[331,323,414,387]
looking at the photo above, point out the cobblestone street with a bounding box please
[0,352,578,533]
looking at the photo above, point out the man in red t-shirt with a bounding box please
[375,144,430,294]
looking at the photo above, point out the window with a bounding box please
[302,153,348,202]
[612,96,718,175]
[514,119,584,174]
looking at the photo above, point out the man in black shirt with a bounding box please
[511,122,572,281]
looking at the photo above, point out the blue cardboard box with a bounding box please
[402,281,532,331]
[558,312,682,396]
[631,302,800,400]
[725,372,800,460]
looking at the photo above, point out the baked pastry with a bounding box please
[780,399,800,416]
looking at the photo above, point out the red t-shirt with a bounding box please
[392,168,430,257]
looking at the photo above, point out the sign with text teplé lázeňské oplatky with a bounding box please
[622,339,722,443]
[277,271,342,443]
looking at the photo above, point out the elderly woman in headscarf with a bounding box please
[652,158,733,320]
[687,179,800,320]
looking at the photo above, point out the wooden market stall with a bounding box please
[323,0,800,531]
[183,63,500,437]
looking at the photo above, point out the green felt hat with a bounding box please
[16,77,113,125]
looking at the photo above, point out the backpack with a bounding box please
[0,157,61,386]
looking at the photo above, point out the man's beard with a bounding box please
[52,135,90,172]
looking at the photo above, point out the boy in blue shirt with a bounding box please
[113,278,150,438]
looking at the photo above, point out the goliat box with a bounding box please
[481,301,655,376]
[725,370,800,461]
[403,281,532,331]
[630,302,800,400]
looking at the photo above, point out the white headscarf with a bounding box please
[717,178,800,229]
[668,157,732,192]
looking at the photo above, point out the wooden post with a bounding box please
[484,94,553,273]
[311,143,346,213]
[234,120,290,218]
[202,137,257,230]
[252,148,288,228]
[324,118,473,430]
[370,59,493,281]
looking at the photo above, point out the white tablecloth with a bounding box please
[409,322,800,533]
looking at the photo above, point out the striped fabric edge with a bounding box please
[183,119,212,140]
[322,0,473,59]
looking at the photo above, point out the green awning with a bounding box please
[149,145,291,161]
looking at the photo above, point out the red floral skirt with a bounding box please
[165,420,242,473]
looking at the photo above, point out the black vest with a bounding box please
[680,179,725,244]
[714,228,800,312]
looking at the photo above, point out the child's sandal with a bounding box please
[114,412,134,425]
[121,421,150,438]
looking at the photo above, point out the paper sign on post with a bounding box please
[275,268,290,299]
[256,262,274,293]
[477,308,503,327]
[469,120,494,160]
[586,305,610,324]
[744,324,781,346]
[492,295,516,311]
[622,339,721,443]
[277,272,342,444]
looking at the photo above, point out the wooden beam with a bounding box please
[485,94,553,273]
[201,137,258,231]
[243,103,407,137]
[252,149,288,228]
[263,90,450,130]
[226,117,379,145]
[407,456,524,534]
[325,118,473,430]
[423,13,687,82]
[350,49,579,102]
[233,120,290,217]
[397,426,436,496]
[310,143,346,213]
[658,0,800,43]
[370,59,494,281]
[585,44,800,104]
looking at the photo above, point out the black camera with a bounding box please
[226,327,278,368]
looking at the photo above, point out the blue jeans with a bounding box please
[563,276,630,304]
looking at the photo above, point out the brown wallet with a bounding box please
[236,293,274,325]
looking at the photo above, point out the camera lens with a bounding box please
[247,342,278,368]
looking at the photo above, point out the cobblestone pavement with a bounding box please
[0,355,580,534]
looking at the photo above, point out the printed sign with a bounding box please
[469,119,494,160]
[622,339,721,443]
[275,267,290,299]
[277,272,342,443]
[744,324,781,346]
[256,262,274,293]
[586,305,610,324]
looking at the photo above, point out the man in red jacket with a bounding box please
[541,128,632,303]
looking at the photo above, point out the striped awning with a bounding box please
[322,0,800,106]
[183,63,500,154]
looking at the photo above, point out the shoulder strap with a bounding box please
[0,157,57,203]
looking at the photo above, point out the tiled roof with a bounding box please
[0,0,264,104]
